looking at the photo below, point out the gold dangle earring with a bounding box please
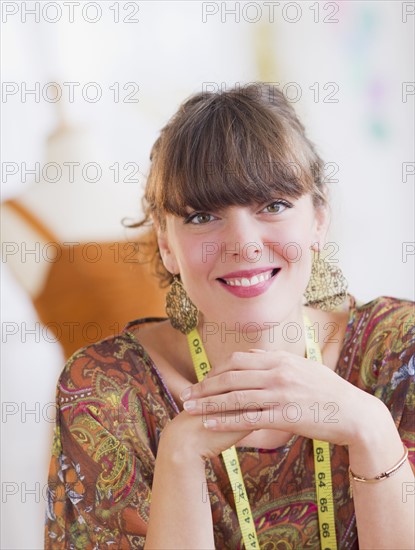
[165,274,199,334]
[304,246,348,311]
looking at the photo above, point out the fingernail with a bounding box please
[203,419,217,429]
[248,348,266,353]
[180,387,191,401]
[183,400,196,411]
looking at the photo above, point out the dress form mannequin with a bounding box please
[1,115,167,358]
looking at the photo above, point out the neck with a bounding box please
[196,303,308,370]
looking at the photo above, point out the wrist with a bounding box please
[348,395,396,449]
[347,395,403,477]
[158,421,207,466]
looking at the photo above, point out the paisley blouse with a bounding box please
[45,295,415,549]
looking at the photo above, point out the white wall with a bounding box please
[1,2,414,548]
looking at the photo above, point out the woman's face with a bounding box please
[157,193,328,332]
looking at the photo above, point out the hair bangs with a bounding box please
[154,93,312,218]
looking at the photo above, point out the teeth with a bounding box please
[223,270,275,287]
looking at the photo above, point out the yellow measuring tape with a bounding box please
[186,314,337,550]
[304,315,338,550]
[187,331,259,549]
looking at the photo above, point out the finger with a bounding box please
[181,370,267,401]
[207,349,284,378]
[201,409,273,432]
[201,402,316,434]
[183,388,279,416]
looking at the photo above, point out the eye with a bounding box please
[261,200,292,214]
[183,211,216,225]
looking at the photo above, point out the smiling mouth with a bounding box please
[217,268,281,288]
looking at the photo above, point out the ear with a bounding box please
[153,215,179,275]
[311,204,330,252]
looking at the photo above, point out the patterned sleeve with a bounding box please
[360,298,415,471]
[44,338,160,549]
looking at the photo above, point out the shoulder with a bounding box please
[347,295,414,400]
[351,295,414,354]
[56,317,168,406]
[58,330,139,392]
[354,295,413,325]
[349,296,415,348]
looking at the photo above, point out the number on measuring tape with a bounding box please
[320,497,328,513]
[192,339,200,351]
[230,458,239,475]
[322,522,330,538]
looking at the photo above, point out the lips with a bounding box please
[216,268,281,297]
[217,268,280,287]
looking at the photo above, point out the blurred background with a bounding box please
[1,1,414,547]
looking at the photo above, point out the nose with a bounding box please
[221,209,262,261]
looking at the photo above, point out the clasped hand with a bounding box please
[180,349,373,448]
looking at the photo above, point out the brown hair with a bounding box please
[124,83,328,288]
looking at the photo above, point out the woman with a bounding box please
[45,84,414,549]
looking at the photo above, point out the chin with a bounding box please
[206,306,288,331]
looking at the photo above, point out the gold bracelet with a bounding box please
[348,444,409,497]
